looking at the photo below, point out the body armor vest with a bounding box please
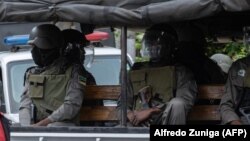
[28,63,72,121]
[129,66,176,110]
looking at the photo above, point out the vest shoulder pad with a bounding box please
[23,66,37,86]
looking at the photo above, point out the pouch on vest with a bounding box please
[29,66,73,121]
[129,66,175,110]
[28,75,45,99]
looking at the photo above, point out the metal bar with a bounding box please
[120,26,127,127]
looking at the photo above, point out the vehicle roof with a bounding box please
[1,0,249,27]
[0,47,123,64]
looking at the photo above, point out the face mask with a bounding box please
[31,46,44,67]
[31,46,60,67]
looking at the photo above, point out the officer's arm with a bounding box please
[175,65,198,112]
[219,65,241,125]
[47,65,84,123]
[19,77,32,126]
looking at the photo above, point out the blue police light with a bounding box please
[4,34,29,46]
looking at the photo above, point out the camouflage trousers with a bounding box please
[153,97,187,125]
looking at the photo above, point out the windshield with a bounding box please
[7,55,122,113]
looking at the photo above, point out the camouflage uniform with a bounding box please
[220,55,250,124]
[117,62,197,125]
[19,58,86,126]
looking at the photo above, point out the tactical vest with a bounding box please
[129,66,176,110]
[28,64,73,121]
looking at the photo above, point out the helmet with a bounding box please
[28,24,63,67]
[62,29,89,64]
[28,24,64,50]
[141,24,177,64]
[62,29,89,48]
[175,24,205,46]
[210,53,233,73]
[174,24,206,57]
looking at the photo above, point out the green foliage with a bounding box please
[135,32,144,50]
[115,28,248,62]
[135,56,149,62]
[206,41,248,61]
[135,32,146,62]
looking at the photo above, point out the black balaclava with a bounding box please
[31,46,60,67]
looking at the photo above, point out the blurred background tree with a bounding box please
[114,29,247,63]
[135,32,145,62]
[206,40,247,61]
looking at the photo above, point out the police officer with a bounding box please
[62,29,96,85]
[117,24,197,125]
[19,24,86,126]
[62,29,105,126]
[220,27,250,125]
[174,24,226,84]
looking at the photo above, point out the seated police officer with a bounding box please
[19,24,86,126]
[62,29,96,85]
[62,29,106,126]
[117,25,197,125]
[174,24,226,84]
[220,27,250,125]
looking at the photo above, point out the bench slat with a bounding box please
[85,85,120,100]
[81,105,220,122]
[81,85,223,123]
[198,85,224,99]
[188,105,220,121]
[80,106,118,121]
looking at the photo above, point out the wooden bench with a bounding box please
[80,85,120,122]
[187,84,224,124]
[80,84,224,125]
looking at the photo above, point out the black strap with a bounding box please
[23,66,36,86]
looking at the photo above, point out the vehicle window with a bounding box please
[84,55,121,85]
[7,60,34,113]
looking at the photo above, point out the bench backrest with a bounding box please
[80,84,224,124]
[80,85,120,122]
[187,84,224,124]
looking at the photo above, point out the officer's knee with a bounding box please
[169,98,185,109]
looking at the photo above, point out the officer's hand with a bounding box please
[133,108,161,126]
[32,118,52,126]
[229,120,243,125]
[127,111,136,124]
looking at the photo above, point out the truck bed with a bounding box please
[11,126,149,141]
